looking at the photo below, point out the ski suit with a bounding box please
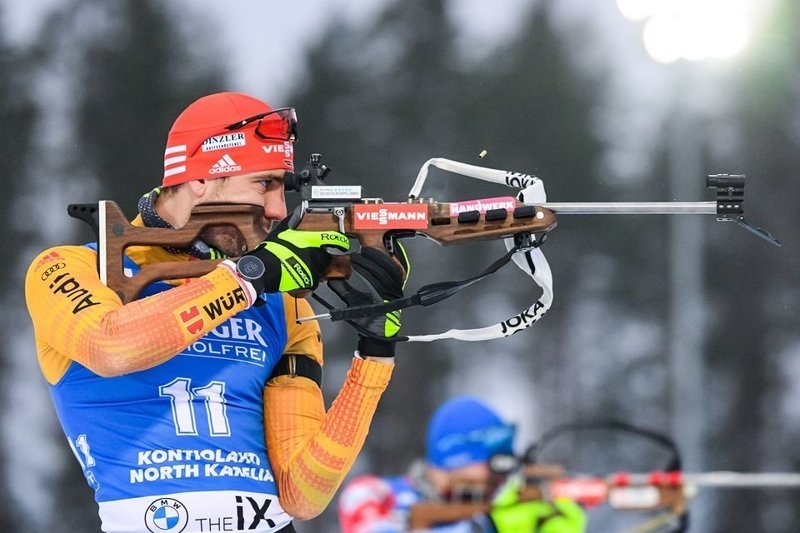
[25,215,393,533]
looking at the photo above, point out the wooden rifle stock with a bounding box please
[408,486,551,529]
[90,201,268,303]
[407,465,553,530]
[408,501,491,530]
[294,200,557,247]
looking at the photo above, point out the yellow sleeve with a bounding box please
[25,246,251,383]
[264,295,394,520]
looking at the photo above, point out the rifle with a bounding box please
[68,155,779,341]
[408,421,800,532]
[408,467,800,531]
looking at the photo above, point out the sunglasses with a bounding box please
[224,107,298,142]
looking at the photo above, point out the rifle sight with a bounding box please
[284,153,331,194]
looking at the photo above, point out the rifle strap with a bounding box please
[316,158,555,343]
[406,159,554,342]
[317,245,520,321]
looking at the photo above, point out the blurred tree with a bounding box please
[26,1,225,531]
[706,0,800,530]
[71,0,226,215]
[0,5,37,529]
[288,0,463,506]
[460,2,675,504]
[287,1,618,531]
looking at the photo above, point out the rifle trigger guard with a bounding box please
[384,230,416,255]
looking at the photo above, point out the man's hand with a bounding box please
[328,245,409,357]
[236,217,350,294]
[488,479,586,533]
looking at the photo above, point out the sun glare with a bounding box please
[618,0,757,63]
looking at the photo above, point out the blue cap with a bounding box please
[426,396,515,470]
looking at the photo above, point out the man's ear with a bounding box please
[185,179,208,198]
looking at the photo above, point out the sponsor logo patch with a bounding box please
[34,251,62,271]
[40,262,67,281]
[353,204,429,230]
[178,305,204,335]
[209,154,241,175]
[201,132,246,152]
[284,257,311,287]
[505,172,538,189]
[320,233,350,246]
[184,317,270,365]
[235,495,276,530]
[262,141,294,170]
[449,196,517,216]
[48,273,101,314]
[499,302,545,336]
[144,497,189,533]
[202,288,248,320]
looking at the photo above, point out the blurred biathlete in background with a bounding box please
[25,92,408,533]
[338,396,586,532]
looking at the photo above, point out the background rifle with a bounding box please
[408,467,800,531]
[408,421,800,532]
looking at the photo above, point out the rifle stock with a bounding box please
[407,465,552,530]
[89,201,269,303]
[295,200,556,246]
[408,501,491,530]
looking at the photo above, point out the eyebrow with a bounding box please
[256,172,285,181]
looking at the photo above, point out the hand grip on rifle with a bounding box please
[236,217,351,294]
[328,244,410,357]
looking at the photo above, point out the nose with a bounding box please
[262,188,288,229]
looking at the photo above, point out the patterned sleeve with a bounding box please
[264,296,395,520]
[25,246,251,383]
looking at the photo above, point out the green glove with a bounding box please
[236,217,350,294]
[489,478,586,533]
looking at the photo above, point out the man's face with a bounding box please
[428,462,493,501]
[203,169,288,232]
[198,169,288,255]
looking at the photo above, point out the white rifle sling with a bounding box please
[405,158,555,343]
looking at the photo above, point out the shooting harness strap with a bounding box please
[314,158,555,343]
[269,354,322,388]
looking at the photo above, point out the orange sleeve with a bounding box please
[264,296,394,520]
[281,295,323,365]
[25,246,251,383]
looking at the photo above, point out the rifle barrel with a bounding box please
[539,202,717,215]
[682,472,800,487]
[618,472,800,487]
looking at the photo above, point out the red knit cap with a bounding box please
[162,92,295,187]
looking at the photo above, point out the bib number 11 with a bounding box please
[159,378,231,437]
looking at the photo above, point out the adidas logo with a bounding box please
[209,154,242,174]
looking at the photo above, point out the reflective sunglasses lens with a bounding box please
[256,107,298,141]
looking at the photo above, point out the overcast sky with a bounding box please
[6,0,538,100]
